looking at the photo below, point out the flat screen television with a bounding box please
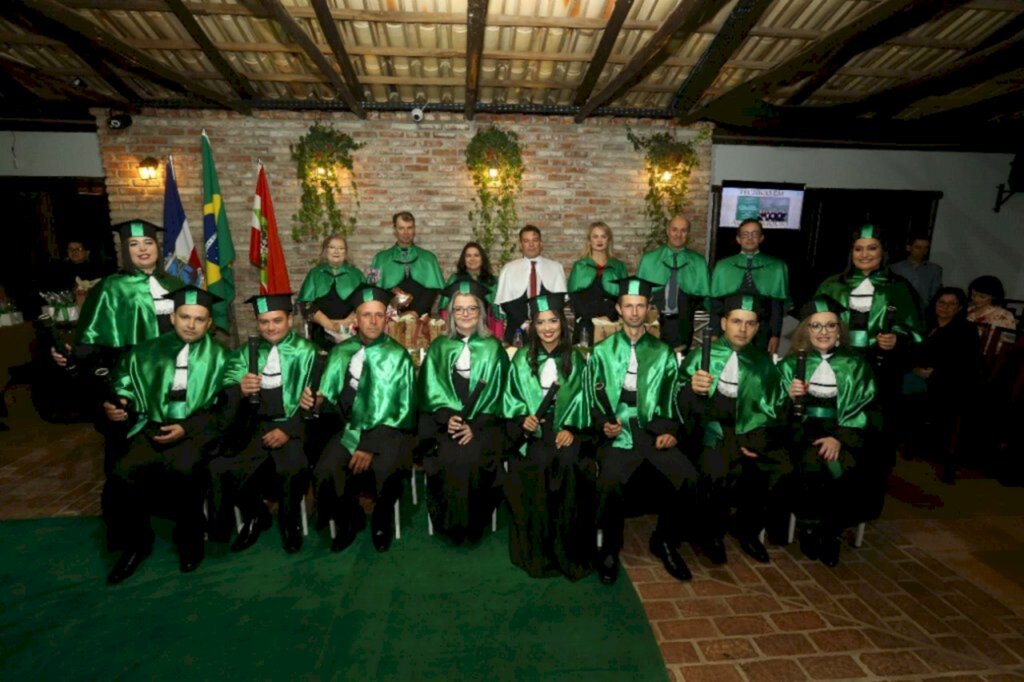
[719,181,805,230]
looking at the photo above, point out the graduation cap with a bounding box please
[527,292,565,318]
[611,276,655,300]
[111,219,162,241]
[245,293,294,316]
[720,293,764,319]
[165,285,221,311]
[441,278,490,309]
[852,223,884,242]
[795,295,846,321]
[344,284,392,309]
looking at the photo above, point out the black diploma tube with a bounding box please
[301,350,329,420]
[457,379,489,425]
[535,382,560,420]
[39,314,77,376]
[95,367,132,426]
[247,335,261,405]
[881,305,897,335]
[594,382,617,425]
[700,325,712,372]
[792,351,808,418]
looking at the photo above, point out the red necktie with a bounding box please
[529,260,538,298]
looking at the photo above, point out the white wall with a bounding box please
[712,145,1023,299]
[0,130,104,177]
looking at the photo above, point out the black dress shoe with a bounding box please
[231,512,272,553]
[372,528,393,553]
[700,537,728,565]
[799,528,820,561]
[281,523,303,554]
[597,553,619,585]
[737,535,770,563]
[330,524,358,554]
[179,545,204,573]
[819,535,841,568]
[107,547,152,585]
[649,535,692,582]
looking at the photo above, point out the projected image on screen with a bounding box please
[720,183,805,230]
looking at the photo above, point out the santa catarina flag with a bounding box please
[249,164,291,294]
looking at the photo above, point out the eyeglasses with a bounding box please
[453,306,480,315]
[808,322,839,332]
[738,231,761,238]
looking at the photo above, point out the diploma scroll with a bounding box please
[301,350,329,421]
[247,335,261,406]
[535,382,560,420]
[700,325,712,372]
[792,351,808,418]
[458,379,488,422]
[39,314,78,376]
[594,382,617,425]
[95,367,133,427]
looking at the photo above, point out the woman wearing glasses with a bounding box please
[417,278,509,544]
[778,296,876,567]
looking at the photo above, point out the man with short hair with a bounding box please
[636,215,711,351]
[495,225,567,343]
[369,211,445,317]
[890,234,941,308]
[48,238,106,293]
[710,219,790,355]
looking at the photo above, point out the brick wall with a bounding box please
[94,108,712,338]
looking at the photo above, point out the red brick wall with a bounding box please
[94,108,712,337]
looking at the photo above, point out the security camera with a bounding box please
[410,107,424,123]
[107,113,133,130]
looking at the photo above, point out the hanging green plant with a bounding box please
[290,123,364,242]
[627,126,709,251]
[466,125,524,265]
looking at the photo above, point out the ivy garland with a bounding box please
[290,123,364,242]
[627,126,709,250]
[466,125,524,265]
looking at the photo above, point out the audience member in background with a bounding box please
[438,242,504,339]
[710,219,791,355]
[496,225,567,344]
[47,238,107,301]
[636,214,710,351]
[297,234,365,351]
[910,287,982,483]
[370,211,445,317]
[967,275,1017,358]
[890,234,942,309]
[567,221,628,346]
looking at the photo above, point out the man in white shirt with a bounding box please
[495,225,567,343]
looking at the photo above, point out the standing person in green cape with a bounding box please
[418,279,508,544]
[209,293,317,555]
[304,284,416,553]
[567,221,628,346]
[588,277,696,586]
[636,215,711,351]
[680,294,787,566]
[437,242,506,339]
[297,234,365,351]
[369,211,445,317]
[778,296,877,567]
[710,219,791,355]
[503,292,595,580]
[101,286,232,585]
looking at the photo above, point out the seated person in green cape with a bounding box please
[778,295,877,567]
[680,294,787,567]
[209,293,319,555]
[303,285,417,554]
[588,276,697,587]
[710,219,790,355]
[102,286,233,585]
[417,278,509,544]
[369,211,444,317]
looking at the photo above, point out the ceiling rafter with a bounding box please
[310,0,363,101]
[464,0,489,120]
[573,0,634,108]
[164,0,257,101]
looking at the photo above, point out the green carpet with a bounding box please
[0,510,667,681]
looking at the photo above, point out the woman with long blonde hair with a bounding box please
[567,221,628,345]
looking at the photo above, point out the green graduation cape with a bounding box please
[436,273,505,320]
[296,263,366,303]
[711,252,791,304]
[320,333,416,453]
[679,337,782,435]
[224,330,317,422]
[636,246,711,299]
[567,257,629,296]
[370,244,445,290]
[776,348,876,429]
[76,271,181,348]
[417,333,508,420]
[816,271,923,348]
[587,331,679,449]
[112,331,231,437]
[504,347,592,435]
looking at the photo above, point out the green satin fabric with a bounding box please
[588,331,679,449]
[224,331,318,421]
[112,331,231,437]
[370,244,445,290]
[567,257,628,296]
[76,271,181,348]
[816,271,923,346]
[777,348,877,429]
[296,263,365,303]
[320,334,416,453]
[710,252,791,303]
[636,246,711,298]
[504,347,592,438]
[417,333,508,419]
[680,337,783,435]
[437,273,505,320]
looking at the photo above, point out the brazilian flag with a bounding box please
[201,131,236,331]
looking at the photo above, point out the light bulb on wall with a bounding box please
[487,167,499,179]
[660,169,673,183]
[138,157,160,181]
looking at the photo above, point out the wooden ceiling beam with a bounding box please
[575,0,721,123]
[963,11,1024,57]
[310,0,363,100]
[918,86,1024,123]
[671,0,774,116]
[464,0,489,119]
[573,0,633,107]
[248,0,364,117]
[165,0,257,100]
[81,58,139,104]
[0,54,125,106]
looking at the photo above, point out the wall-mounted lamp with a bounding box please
[487,167,499,179]
[138,156,160,181]
[315,166,328,178]
[994,153,1021,213]
[659,169,673,183]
